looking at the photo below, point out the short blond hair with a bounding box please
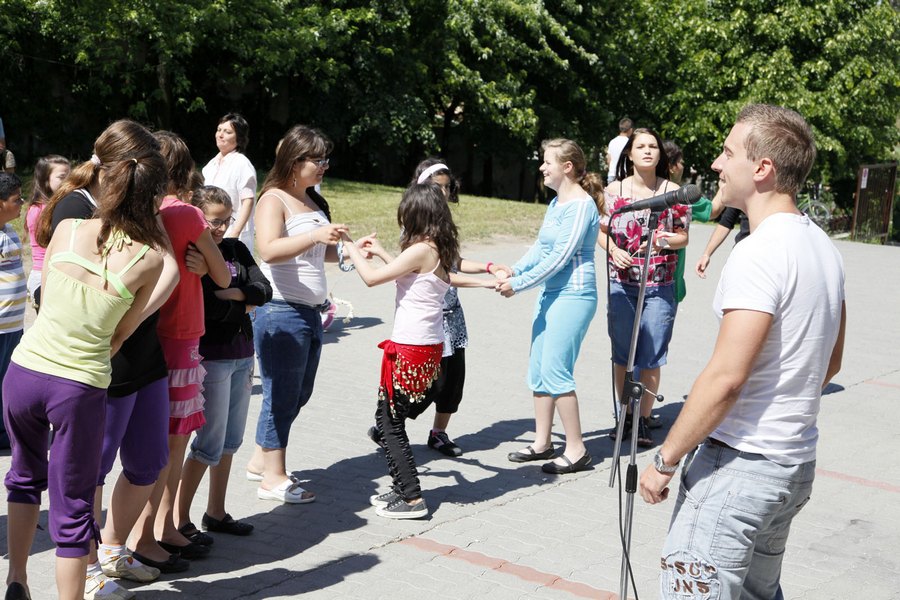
[736,104,815,197]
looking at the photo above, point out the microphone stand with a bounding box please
[608,209,664,600]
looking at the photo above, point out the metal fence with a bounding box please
[852,162,897,243]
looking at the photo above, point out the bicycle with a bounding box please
[796,182,832,230]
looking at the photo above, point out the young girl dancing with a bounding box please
[366,159,508,457]
[342,182,464,519]
[25,154,70,309]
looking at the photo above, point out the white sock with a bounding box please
[99,543,126,560]
[86,561,102,576]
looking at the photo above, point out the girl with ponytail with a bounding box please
[499,138,603,475]
[4,119,168,600]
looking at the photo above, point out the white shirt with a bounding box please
[257,190,328,306]
[202,151,257,250]
[606,135,629,180]
[712,213,845,465]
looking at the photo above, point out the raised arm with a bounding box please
[342,237,433,287]
[193,228,231,288]
[509,200,594,293]
[255,193,346,263]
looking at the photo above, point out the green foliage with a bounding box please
[1,0,897,207]
[641,0,900,207]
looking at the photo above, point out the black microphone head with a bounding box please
[677,184,702,205]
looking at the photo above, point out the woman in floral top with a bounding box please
[600,128,691,448]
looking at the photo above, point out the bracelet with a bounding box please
[486,261,494,274]
[337,241,356,272]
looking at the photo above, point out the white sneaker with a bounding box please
[84,571,135,600]
[100,552,160,583]
[245,470,263,482]
[257,478,316,504]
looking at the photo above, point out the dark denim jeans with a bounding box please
[253,300,322,449]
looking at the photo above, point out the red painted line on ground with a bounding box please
[864,379,900,389]
[816,468,900,493]
[400,537,618,599]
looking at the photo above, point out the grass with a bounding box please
[9,174,547,261]
[321,178,546,251]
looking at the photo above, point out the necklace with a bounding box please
[629,175,661,202]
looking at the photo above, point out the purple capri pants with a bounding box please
[3,362,107,558]
[98,377,170,486]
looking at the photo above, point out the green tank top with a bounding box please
[12,220,150,388]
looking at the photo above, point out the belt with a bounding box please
[707,437,734,450]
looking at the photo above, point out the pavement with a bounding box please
[2,221,899,600]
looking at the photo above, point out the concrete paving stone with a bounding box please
[4,230,899,598]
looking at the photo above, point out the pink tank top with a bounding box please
[391,262,449,345]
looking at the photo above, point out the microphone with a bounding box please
[612,184,702,215]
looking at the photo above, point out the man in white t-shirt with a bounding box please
[639,104,846,600]
[605,117,633,183]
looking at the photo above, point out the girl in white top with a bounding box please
[201,113,257,250]
[245,125,347,505]
[341,182,469,520]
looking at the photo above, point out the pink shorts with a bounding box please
[159,336,207,435]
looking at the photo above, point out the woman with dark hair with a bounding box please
[500,138,603,475]
[202,113,257,250]
[4,119,168,600]
[244,125,347,504]
[342,182,469,518]
[366,158,508,457]
[603,128,691,448]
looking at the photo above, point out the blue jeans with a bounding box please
[661,441,815,600]
[189,356,254,465]
[253,301,322,449]
[608,282,675,369]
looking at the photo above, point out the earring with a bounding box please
[292,176,297,187]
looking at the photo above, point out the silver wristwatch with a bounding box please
[653,451,679,474]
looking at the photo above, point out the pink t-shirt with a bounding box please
[158,196,208,339]
[25,203,46,271]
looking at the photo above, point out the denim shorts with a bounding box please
[189,356,254,465]
[660,442,815,600]
[528,291,597,396]
[607,281,675,369]
[253,300,322,449]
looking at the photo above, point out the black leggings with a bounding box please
[375,390,421,502]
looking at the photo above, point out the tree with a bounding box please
[642,0,900,206]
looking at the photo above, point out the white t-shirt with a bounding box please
[202,151,257,250]
[712,213,844,465]
[606,135,629,180]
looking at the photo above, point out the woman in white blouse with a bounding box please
[201,113,257,250]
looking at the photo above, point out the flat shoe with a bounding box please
[257,478,316,504]
[202,512,254,536]
[157,540,210,559]
[5,582,30,600]
[541,452,592,474]
[245,470,264,482]
[508,445,555,463]
[177,522,214,546]
[130,551,190,574]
